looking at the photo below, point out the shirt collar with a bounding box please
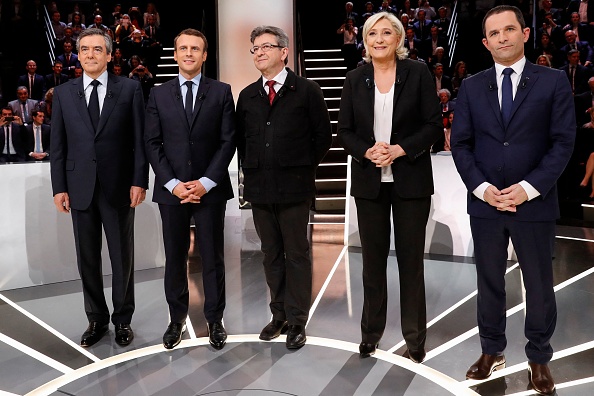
[494,57,526,78]
[83,71,108,90]
[262,67,288,88]
[179,73,201,88]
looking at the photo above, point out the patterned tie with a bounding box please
[266,80,276,105]
[88,80,101,131]
[501,68,514,125]
[184,80,194,124]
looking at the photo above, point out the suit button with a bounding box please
[266,121,271,125]
[503,142,509,146]
[188,160,192,165]
[265,143,270,147]
[497,166,502,171]
[190,141,194,145]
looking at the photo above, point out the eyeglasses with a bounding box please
[250,43,283,54]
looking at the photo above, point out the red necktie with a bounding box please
[266,80,276,105]
[30,75,34,93]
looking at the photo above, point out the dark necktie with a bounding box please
[501,68,514,124]
[184,80,194,124]
[570,66,576,92]
[266,80,276,105]
[88,80,100,131]
[30,75,34,94]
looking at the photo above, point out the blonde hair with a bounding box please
[362,12,408,63]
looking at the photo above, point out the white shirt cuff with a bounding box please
[473,182,490,201]
[519,180,540,201]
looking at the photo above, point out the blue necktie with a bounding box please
[35,126,42,153]
[501,67,514,125]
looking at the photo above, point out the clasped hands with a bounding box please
[173,180,206,204]
[365,141,405,167]
[483,184,528,212]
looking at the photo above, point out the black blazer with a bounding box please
[236,68,332,204]
[145,75,236,205]
[44,73,70,90]
[17,74,46,101]
[50,74,148,210]
[337,59,443,200]
[0,122,27,160]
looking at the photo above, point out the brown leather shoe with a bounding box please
[528,362,555,395]
[466,353,506,380]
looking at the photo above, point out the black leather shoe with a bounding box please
[466,353,506,380]
[115,324,134,346]
[359,342,378,358]
[208,321,227,350]
[403,348,426,363]
[528,362,555,395]
[259,320,289,341]
[163,322,186,349]
[80,321,109,347]
[286,325,306,349]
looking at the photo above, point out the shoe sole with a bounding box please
[286,341,306,350]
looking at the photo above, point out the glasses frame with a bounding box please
[250,43,284,54]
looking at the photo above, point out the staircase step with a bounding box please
[315,195,347,212]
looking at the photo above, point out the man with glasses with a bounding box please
[236,25,332,350]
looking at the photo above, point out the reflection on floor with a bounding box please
[1,201,594,396]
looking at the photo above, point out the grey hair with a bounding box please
[76,28,113,55]
[362,12,408,62]
[437,88,451,99]
[250,25,289,65]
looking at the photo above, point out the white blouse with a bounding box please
[374,84,395,182]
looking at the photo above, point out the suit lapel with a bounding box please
[362,64,375,138]
[96,74,122,135]
[506,62,538,132]
[392,60,410,120]
[484,67,504,130]
[70,79,95,135]
[170,78,188,131]
[191,76,210,127]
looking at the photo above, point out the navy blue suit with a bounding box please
[145,76,235,324]
[451,61,575,364]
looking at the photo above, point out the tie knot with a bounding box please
[185,80,193,89]
[90,80,101,87]
[266,80,276,89]
[502,68,514,76]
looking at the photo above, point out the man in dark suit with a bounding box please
[236,25,332,350]
[51,28,148,348]
[57,41,80,78]
[560,29,593,66]
[433,63,453,92]
[22,110,50,161]
[17,60,46,101]
[145,28,235,351]
[0,106,26,163]
[560,49,593,94]
[44,60,70,90]
[413,10,433,41]
[451,6,575,395]
[404,27,422,53]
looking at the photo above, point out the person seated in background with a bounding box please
[44,60,69,90]
[127,55,142,75]
[561,49,593,95]
[378,0,397,15]
[400,13,412,30]
[112,64,124,76]
[413,9,433,41]
[579,108,594,198]
[560,30,593,67]
[17,60,45,101]
[532,32,561,68]
[575,77,594,125]
[22,110,50,161]
[399,0,415,19]
[50,10,67,40]
[55,27,77,55]
[67,3,86,25]
[34,88,54,126]
[129,64,154,104]
[415,0,436,20]
[108,47,129,75]
[143,3,161,27]
[73,66,83,78]
[57,41,80,78]
[432,62,452,92]
[536,54,553,67]
[122,29,152,63]
[404,27,422,53]
[424,25,448,61]
[0,106,26,163]
[128,7,143,29]
[337,17,359,72]
[562,12,591,46]
[114,13,134,45]
[537,11,564,49]
[432,111,454,153]
[87,14,110,35]
[408,47,425,62]
[428,46,450,73]
[433,6,450,33]
[363,1,375,16]
[451,60,470,97]
[438,88,454,125]
[68,11,86,40]
[8,86,37,125]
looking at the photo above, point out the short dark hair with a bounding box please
[173,28,208,52]
[482,5,526,38]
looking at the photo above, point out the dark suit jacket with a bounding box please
[236,68,332,204]
[451,61,576,221]
[560,63,593,94]
[567,0,594,24]
[337,60,443,200]
[44,73,69,90]
[8,99,38,124]
[574,90,594,125]
[560,41,593,65]
[145,75,235,205]
[50,74,148,210]
[56,53,80,77]
[0,122,27,160]
[17,73,45,101]
[413,20,433,41]
[434,75,453,92]
[22,123,51,160]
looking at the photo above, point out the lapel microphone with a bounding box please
[396,75,402,85]
[278,86,287,97]
[488,82,495,91]
[259,90,264,98]
[365,78,374,88]
[78,91,83,98]
[198,93,206,100]
[521,77,529,89]
[107,91,113,98]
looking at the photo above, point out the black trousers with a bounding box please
[159,201,226,324]
[470,216,557,364]
[251,200,312,326]
[355,183,429,351]
[71,180,135,325]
